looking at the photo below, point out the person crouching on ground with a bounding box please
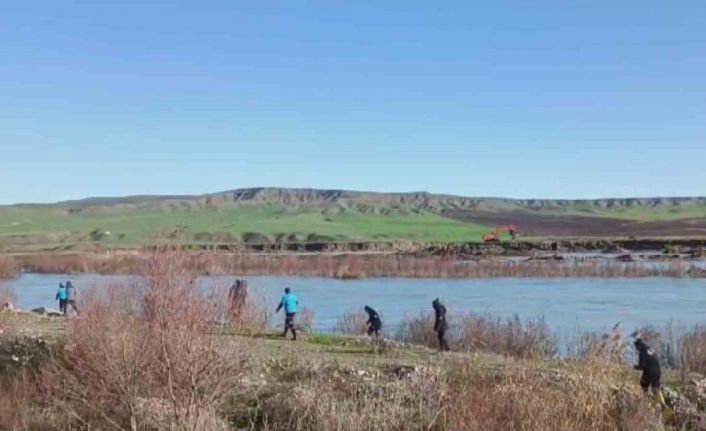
[364,305,382,337]
[634,338,666,406]
[276,287,298,340]
[432,298,450,351]
[55,282,68,315]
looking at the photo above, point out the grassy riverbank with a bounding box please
[0,313,677,431]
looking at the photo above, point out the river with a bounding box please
[3,273,705,337]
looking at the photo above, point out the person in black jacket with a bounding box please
[634,338,666,405]
[364,305,382,337]
[432,298,450,351]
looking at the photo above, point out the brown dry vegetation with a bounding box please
[395,312,558,360]
[0,285,16,307]
[15,251,706,278]
[0,256,20,279]
[334,310,370,335]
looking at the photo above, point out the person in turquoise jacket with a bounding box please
[276,287,299,340]
[55,283,68,314]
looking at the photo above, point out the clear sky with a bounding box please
[1,1,705,204]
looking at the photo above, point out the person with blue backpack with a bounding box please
[55,283,68,315]
[276,287,299,340]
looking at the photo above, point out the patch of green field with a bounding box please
[0,206,491,248]
[518,201,706,221]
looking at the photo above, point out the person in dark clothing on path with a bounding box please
[432,298,450,351]
[276,287,298,340]
[229,279,248,314]
[364,305,382,337]
[55,283,67,315]
[64,281,80,316]
[634,338,666,405]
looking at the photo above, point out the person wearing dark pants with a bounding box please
[364,305,382,337]
[55,283,68,315]
[634,338,666,406]
[432,298,450,351]
[276,287,299,340]
[64,281,80,316]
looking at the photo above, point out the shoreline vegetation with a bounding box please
[1,250,706,280]
[2,249,706,429]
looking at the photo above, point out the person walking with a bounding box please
[276,287,298,340]
[634,338,666,406]
[364,305,382,337]
[55,283,68,315]
[432,298,450,351]
[64,281,80,316]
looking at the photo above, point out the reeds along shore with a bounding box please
[4,251,706,278]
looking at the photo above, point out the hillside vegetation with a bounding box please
[1,188,706,251]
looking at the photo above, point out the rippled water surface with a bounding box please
[3,273,705,335]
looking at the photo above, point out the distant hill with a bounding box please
[2,188,706,252]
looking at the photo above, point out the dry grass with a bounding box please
[228,358,446,431]
[297,307,316,333]
[334,310,370,335]
[445,360,664,431]
[569,322,627,363]
[0,284,16,307]
[0,255,20,279]
[395,311,558,360]
[680,326,706,375]
[456,314,558,360]
[394,312,439,348]
[17,251,706,278]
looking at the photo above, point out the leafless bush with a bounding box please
[0,284,17,307]
[568,322,627,363]
[0,255,20,279]
[297,306,315,333]
[457,314,558,360]
[445,361,664,431]
[632,323,685,369]
[44,248,249,431]
[334,310,369,335]
[394,312,439,348]
[681,326,706,375]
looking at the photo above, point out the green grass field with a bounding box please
[0,205,492,249]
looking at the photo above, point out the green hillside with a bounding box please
[1,188,705,251]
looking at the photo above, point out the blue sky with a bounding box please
[1,1,705,204]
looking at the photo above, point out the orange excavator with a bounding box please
[482,224,519,243]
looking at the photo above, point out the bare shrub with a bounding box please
[0,255,20,279]
[632,323,685,369]
[394,312,438,348]
[445,361,664,431]
[44,249,249,431]
[297,306,315,333]
[334,310,369,335]
[0,284,17,307]
[569,322,626,363]
[457,314,558,360]
[681,326,706,375]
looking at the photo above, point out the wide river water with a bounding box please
[3,273,705,337]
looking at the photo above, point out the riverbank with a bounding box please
[1,311,706,430]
